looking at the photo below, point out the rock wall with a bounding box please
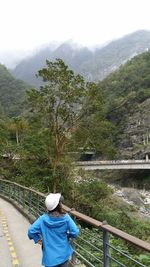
[119,98,150,159]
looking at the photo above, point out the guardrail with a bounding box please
[0,179,150,267]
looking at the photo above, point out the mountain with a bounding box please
[0,64,28,117]
[11,44,93,87]
[98,49,150,159]
[83,30,150,80]
[11,30,150,87]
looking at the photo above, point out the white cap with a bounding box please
[45,193,61,211]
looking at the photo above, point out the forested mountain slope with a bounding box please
[11,30,150,87]
[2,38,150,159]
[0,57,150,250]
[98,50,150,159]
[0,64,28,116]
[11,44,93,87]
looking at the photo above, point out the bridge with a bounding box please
[0,179,150,267]
[77,159,150,170]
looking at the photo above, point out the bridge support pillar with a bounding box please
[146,154,149,161]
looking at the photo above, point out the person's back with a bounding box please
[28,193,79,267]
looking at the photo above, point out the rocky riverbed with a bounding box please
[111,186,150,219]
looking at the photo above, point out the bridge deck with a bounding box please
[77,160,150,169]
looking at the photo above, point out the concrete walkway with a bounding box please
[0,197,42,267]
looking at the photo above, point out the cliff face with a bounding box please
[119,98,150,159]
[96,47,150,160]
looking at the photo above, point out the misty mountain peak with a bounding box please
[10,30,150,86]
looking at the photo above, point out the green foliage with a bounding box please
[26,59,87,191]
[71,179,112,216]
[136,254,150,265]
[76,227,150,267]
[72,82,117,158]
[0,59,116,196]
[0,64,28,117]
[0,118,9,148]
[1,58,149,265]
[68,175,150,243]
[0,43,150,267]
[99,50,150,125]
[25,59,116,191]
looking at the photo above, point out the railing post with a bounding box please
[69,212,79,266]
[103,229,110,267]
[8,183,10,196]
[22,188,25,209]
[28,190,32,212]
[10,183,13,199]
[17,185,20,204]
[13,184,16,201]
[37,194,40,215]
[0,180,2,194]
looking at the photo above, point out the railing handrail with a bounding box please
[0,178,150,253]
[64,206,150,252]
[0,178,45,196]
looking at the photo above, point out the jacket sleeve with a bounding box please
[67,214,79,238]
[28,217,42,244]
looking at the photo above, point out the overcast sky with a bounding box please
[1,0,150,66]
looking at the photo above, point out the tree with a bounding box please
[9,117,30,144]
[0,116,9,150]
[72,82,117,158]
[27,59,86,192]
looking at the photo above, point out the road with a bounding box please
[0,197,42,267]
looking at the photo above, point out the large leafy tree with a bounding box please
[27,59,87,192]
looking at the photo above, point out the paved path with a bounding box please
[0,197,42,267]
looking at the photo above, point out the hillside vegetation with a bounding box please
[0,44,150,248]
[98,50,150,159]
[0,64,28,116]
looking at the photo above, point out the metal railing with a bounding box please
[0,179,150,267]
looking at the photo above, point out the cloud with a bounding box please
[0,0,150,51]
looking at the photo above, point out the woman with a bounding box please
[28,193,79,267]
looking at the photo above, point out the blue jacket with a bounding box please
[28,213,79,266]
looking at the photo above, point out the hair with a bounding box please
[49,203,63,213]
[48,196,65,215]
